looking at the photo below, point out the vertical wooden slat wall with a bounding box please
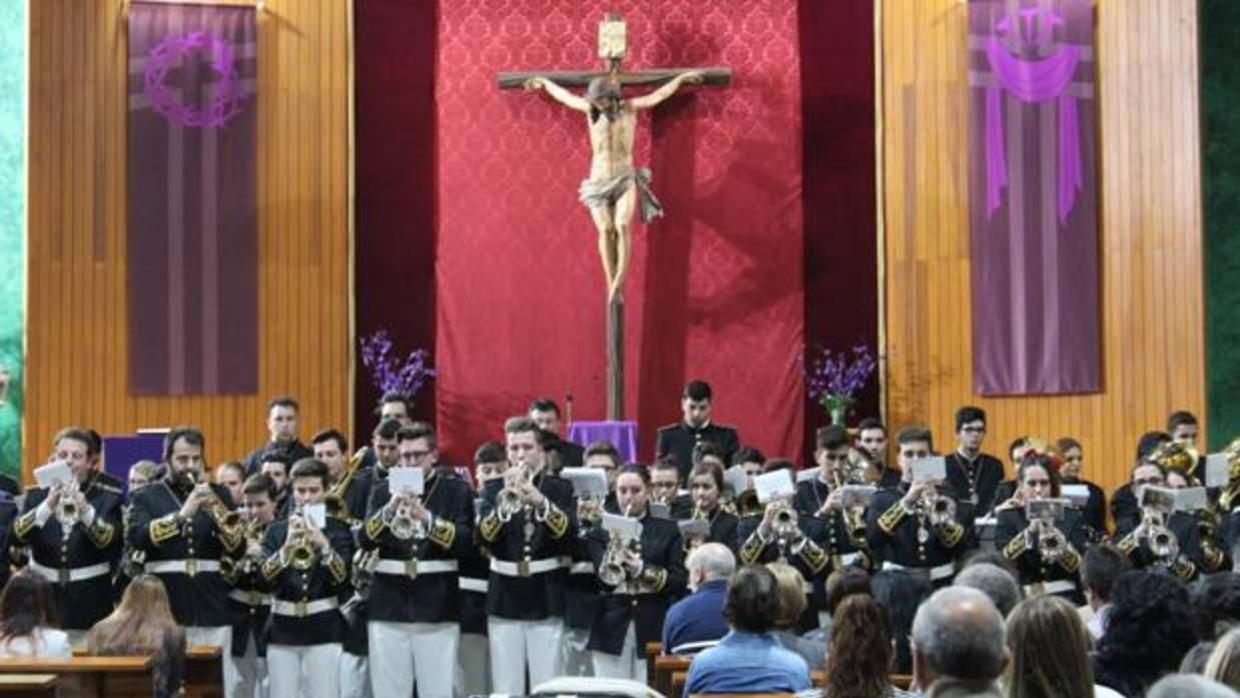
[881,0,1204,495]
[25,0,351,478]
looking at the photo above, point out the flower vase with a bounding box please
[824,395,853,427]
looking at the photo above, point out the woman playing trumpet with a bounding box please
[993,453,1087,602]
[680,462,739,553]
[585,464,686,682]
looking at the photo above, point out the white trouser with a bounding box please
[229,633,269,698]
[339,652,371,698]
[456,633,491,697]
[561,625,594,677]
[488,616,564,694]
[368,621,458,698]
[188,626,237,698]
[591,622,643,683]
[267,643,342,698]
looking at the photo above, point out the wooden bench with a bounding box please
[0,656,154,698]
[645,641,662,687]
[0,674,58,697]
[185,645,224,698]
[654,654,692,697]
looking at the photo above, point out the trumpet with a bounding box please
[497,460,533,521]
[598,504,637,587]
[54,479,81,531]
[284,506,318,570]
[770,501,799,542]
[190,470,242,530]
[915,483,957,527]
[577,495,604,532]
[1140,509,1180,562]
[386,491,426,541]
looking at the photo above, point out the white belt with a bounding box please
[228,589,273,607]
[145,559,222,576]
[882,560,956,581]
[459,577,489,594]
[27,560,111,584]
[374,558,459,577]
[1024,579,1076,596]
[271,597,340,618]
[490,557,562,577]
[837,552,861,566]
[568,561,595,575]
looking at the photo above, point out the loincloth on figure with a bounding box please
[578,166,664,224]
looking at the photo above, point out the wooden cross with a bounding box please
[498,14,730,421]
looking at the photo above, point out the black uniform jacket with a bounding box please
[258,516,353,645]
[944,451,1005,515]
[995,507,1086,601]
[585,512,686,655]
[14,472,124,629]
[359,470,475,624]
[865,484,971,576]
[478,473,574,620]
[126,477,245,627]
[655,422,740,482]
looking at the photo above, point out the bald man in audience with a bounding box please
[661,543,735,654]
[911,586,1008,698]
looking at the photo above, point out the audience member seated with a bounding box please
[1181,642,1216,674]
[872,569,933,674]
[768,562,827,672]
[818,566,871,642]
[662,543,735,655]
[910,586,1007,698]
[1144,674,1238,698]
[0,570,71,658]
[1079,545,1130,641]
[1193,573,1240,640]
[1003,594,1122,698]
[683,566,811,696]
[822,594,916,698]
[1091,570,1198,697]
[954,563,1021,618]
[1205,628,1240,690]
[85,574,187,698]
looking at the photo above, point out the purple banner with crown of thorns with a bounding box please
[127,2,257,394]
[968,0,1100,396]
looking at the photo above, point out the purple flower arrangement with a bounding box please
[805,344,877,425]
[359,330,436,399]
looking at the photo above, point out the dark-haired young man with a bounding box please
[127,426,246,691]
[13,427,124,644]
[793,425,872,584]
[529,398,584,470]
[867,426,971,586]
[260,458,354,698]
[360,424,475,698]
[242,396,314,475]
[656,380,740,484]
[854,418,900,489]
[228,473,278,698]
[943,406,1005,516]
[312,428,372,524]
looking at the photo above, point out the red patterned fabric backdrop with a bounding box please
[435,2,805,462]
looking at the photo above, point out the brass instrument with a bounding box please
[54,479,80,532]
[326,449,367,523]
[386,491,426,541]
[577,495,604,532]
[1217,437,1240,513]
[916,482,957,527]
[1026,498,1069,564]
[285,506,318,570]
[191,470,242,530]
[598,504,637,587]
[497,460,533,521]
[770,501,799,543]
[352,548,379,594]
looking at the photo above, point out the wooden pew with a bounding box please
[185,645,224,698]
[672,669,688,697]
[0,674,58,697]
[653,654,692,698]
[645,641,662,688]
[0,656,154,698]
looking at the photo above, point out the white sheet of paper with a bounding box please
[910,456,947,482]
[796,468,818,483]
[723,465,749,496]
[33,461,73,489]
[841,484,877,508]
[1206,453,1230,488]
[678,519,710,538]
[601,512,643,539]
[303,503,327,529]
[389,467,424,496]
[562,467,609,498]
[1174,486,1209,512]
[753,469,796,504]
[649,502,672,519]
[1060,484,1090,507]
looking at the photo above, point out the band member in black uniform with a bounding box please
[529,398,585,470]
[680,462,739,553]
[1160,459,1229,575]
[1055,437,1108,539]
[312,429,372,525]
[259,452,293,519]
[13,427,123,645]
[227,474,277,698]
[359,424,474,698]
[584,441,622,511]
[792,426,873,581]
[655,380,740,484]
[0,490,16,592]
[126,427,246,691]
[242,396,315,476]
[563,443,618,677]
[259,458,353,698]
[866,426,971,587]
[350,393,415,471]
[478,416,575,694]
[651,456,692,518]
[1112,462,1208,581]
[457,442,506,697]
[738,459,831,631]
[586,464,686,681]
[994,454,1087,603]
[854,418,901,489]
[943,406,1005,516]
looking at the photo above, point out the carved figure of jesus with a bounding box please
[524,71,703,302]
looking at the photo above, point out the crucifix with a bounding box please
[498,14,730,420]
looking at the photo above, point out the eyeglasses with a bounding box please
[1024,479,1051,487]
[901,450,930,459]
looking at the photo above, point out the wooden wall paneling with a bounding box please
[25,0,352,478]
[881,0,1205,495]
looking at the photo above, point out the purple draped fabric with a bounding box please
[567,421,640,464]
[968,0,1100,396]
[127,2,258,395]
